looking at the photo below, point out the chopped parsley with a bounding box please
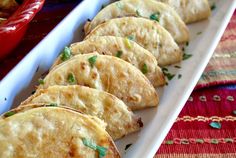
[60,46,71,61]
[150,12,160,22]
[38,78,45,85]
[82,138,107,158]
[209,122,221,129]
[67,73,76,84]
[125,143,132,150]
[88,55,98,67]
[4,111,16,117]
[211,3,216,10]
[183,53,192,60]
[141,63,148,74]
[116,50,123,58]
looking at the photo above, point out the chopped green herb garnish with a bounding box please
[164,72,175,81]
[174,65,181,69]
[165,82,169,86]
[116,50,123,58]
[47,103,58,107]
[232,110,236,116]
[211,3,216,10]
[183,53,192,60]
[186,41,189,46]
[38,78,45,85]
[209,122,221,129]
[182,47,185,51]
[125,143,132,150]
[60,46,71,61]
[141,63,148,74]
[82,138,97,150]
[88,55,98,67]
[150,12,160,22]
[197,32,202,35]
[136,10,141,16]
[124,38,132,49]
[82,138,107,158]
[178,74,182,79]
[101,4,107,10]
[166,140,174,145]
[67,73,76,84]
[96,146,107,158]
[31,90,36,94]
[127,35,135,41]
[4,111,16,117]
[162,67,168,72]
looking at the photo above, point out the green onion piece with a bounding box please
[197,32,202,35]
[125,143,133,150]
[183,53,192,60]
[124,38,132,49]
[127,35,135,41]
[163,72,175,81]
[82,138,97,150]
[150,12,160,22]
[136,10,141,16]
[47,103,58,107]
[211,3,216,10]
[186,41,189,46]
[141,63,148,74]
[116,50,123,58]
[165,140,174,145]
[38,78,45,85]
[209,122,221,129]
[162,67,168,72]
[174,65,181,69]
[88,55,98,67]
[178,74,182,79]
[67,73,76,84]
[4,111,16,117]
[82,138,107,158]
[96,145,107,158]
[60,46,72,61]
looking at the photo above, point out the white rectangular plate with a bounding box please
[0,0,235,157]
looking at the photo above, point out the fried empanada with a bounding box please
[0,104,120,158]
[53,36,165,87]
[39,53,159,110]
[84,0,189,43]
[85,17,182,66]
[156,0,211,24]
[21,85,143,140]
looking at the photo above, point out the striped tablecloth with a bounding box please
[0,1,235,157]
